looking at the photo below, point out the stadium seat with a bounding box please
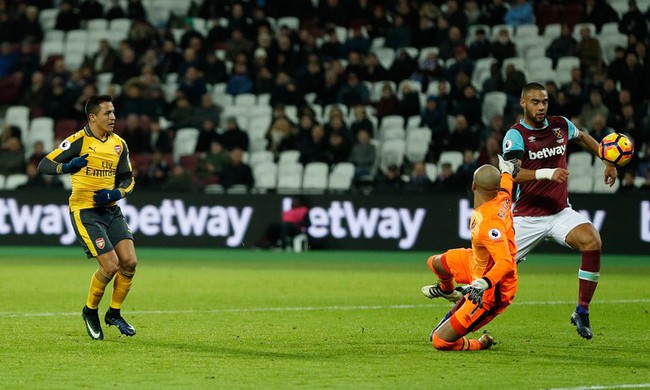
[397,79,422,98]
[60,174,72,190]
[249,151,274,168]
[418,46,439,63]
[328,162,355,192]
[257,93,271,106]
[370,37,385,50]
[405,128,432,163]
[427,80,451,97]
[528,68,557,86]
[302,162,329,193]
[556,56,580,84]
[372,47,396,69]
[252,162,277,193]
[277,162,303,193]
[371,80,396,102]
[466,24,491,45]
[5,105,30,132]
[87,18,108,31]
[542,23,562,46]
[568,176,593,193]
[515,24,539,38]
[592,178,619,194]
[405,115,421,129]
[278,150,301,165]
[247,117,270,142]
[27,117,55,157]
[172,128,199,162]
[438,151,464,173]
[515,36,545,58]
[38,8,59,31]
[379,115,404,131]
[378,139,406,173]
[4,174,28,190]
[501,57,526,79]
[472,58,497,88]
[527,57,553,74]
[380,127,405,142]
[425,163,438,181]
[64,51,85,71]
[481,91,507,126]
[44,29,65,43]
[234,93,256,106]
[491,24,514,41]
[179,154,199,172]
[40,40,64,64]
[276,16,299,32]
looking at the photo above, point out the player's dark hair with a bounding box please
[85,95,112,117]
[521,82,546,98]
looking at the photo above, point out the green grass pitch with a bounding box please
[0,247,648,389]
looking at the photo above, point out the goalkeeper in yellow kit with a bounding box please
[38,95,137,340]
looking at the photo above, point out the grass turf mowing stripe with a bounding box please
[547,384,650,390]
[1,298,649,318]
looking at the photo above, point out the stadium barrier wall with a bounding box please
[0,190,649,255]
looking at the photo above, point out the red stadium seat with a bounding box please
[54,119,79,141]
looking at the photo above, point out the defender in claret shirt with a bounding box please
[38,95,137,340]
[502,83,617,339]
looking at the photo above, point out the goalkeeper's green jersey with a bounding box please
[44,125,134,212]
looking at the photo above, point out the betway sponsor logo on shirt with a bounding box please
[528,145,566,160]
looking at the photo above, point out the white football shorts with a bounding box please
[514,207,592,262]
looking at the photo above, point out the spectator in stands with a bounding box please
[456,84,482,128]
[0,42,17,78]
[203,50,228,84]
[389,48,417,84]
[227,2,251,36]
[367,4,390,39]
[220,147,254,190]
[546,24,578,67]
[195,118,220,154]
[482,114,506,145]
[315,69,341,106]
[433,162,459,192]
[156,39,182,78]
[481,62,503,94]
[588,114,614,142]
[636,143,650,179]
[226,62,253,96]
[580,0,619,32]
[177,47,204,78]
[406,161,432,192]
[162,165,194,191]
[320,27,346,60]
[398,83,421,119]
[580,89,609,131]
[118,84,146,118]
[576,25,603,78]
[465,0,484,26]
[448,114,479,152]
[363,53,389,83]
[27,140,47,168]
[297,124,329,165]
[111,47,140,86]
[168,95,196,129]
[445,0,468,36]
[146,118,172,154]
[346,27,371,55]
[376,164,406,193]
[439,26,465,61]
[55,1,81,32]
[19,71,46,113]
[270,72,306,107]
[225,28,254,62]
[617,171,639,193]
[20,162,62,189]
[619,0,647,40]
[266,117,297,157]
[455,149,479,191]
[468,28,492,60]
[0,10,18,43]
[197,139,230,182]
[221,117,249,152]
[18,6,43,43]
[477,136,501,166]
[178,66,207,106]
[143,149,170,188]
[350,106,375,139]
[297,54,324,94]
[325,132,351,166]
[484,0,509,27]
[79,0,103,20]
[120,113,149,154]
[84,39,118,74]
[318,0,348,28]
[491,28,516,65]
[601,78,620,113]
[105,0,126,20]
[349,128,376,180]
[337,72,370,107]
[0,137,24,175]
[503,63,527,106]
[45,84,72,120]
[385,14,412,50]
[275,35,298,75]
[618,52,647,102]
[504,0,533,27]
[254,66,275,95]
[420,96,449,151]
[73,84,99,121]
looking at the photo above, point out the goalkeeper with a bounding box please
[420,156,519,351]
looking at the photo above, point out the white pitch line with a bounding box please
[0,298,648,319]
[547,384,650,390]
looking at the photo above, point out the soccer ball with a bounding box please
[599,133,634,167]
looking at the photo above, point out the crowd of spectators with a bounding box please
[1,0,650,193]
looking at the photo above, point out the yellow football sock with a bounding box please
[86,269,112,309]
[110,269,135,309]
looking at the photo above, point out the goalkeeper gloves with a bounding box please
[456,278,490,309]
[61,154,89,174]
[498,155,520,178]
[93,189,123,207]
